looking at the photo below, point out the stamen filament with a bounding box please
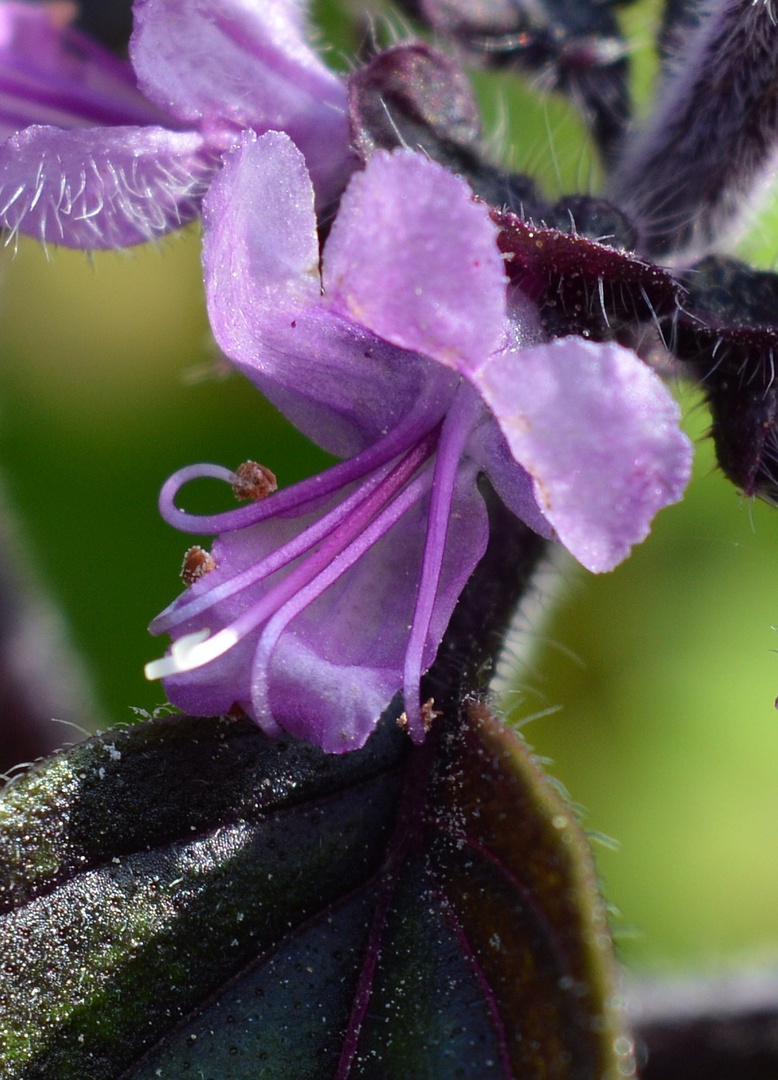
[403,386,481,740]
[151,454,402,633]
[158,396,447,534]
[249,469,433,723]
[144,627,239,679]
[147,430,439,682]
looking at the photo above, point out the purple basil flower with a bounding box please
[145,130,692,752]
[0,0,350,247]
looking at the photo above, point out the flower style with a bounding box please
[146,130,692,752]
[0,0,351,247]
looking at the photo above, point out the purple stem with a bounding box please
[609,0,778,260]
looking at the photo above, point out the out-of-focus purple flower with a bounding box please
[145,131,692,751]
[0,0,351,247]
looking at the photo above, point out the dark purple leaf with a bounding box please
[0,701,631,1078]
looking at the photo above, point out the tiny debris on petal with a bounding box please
[181,546,217,586]
[232,461,278,501]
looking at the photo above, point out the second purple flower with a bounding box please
[0,0,351,247]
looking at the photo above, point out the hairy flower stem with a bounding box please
[609,0,778,262]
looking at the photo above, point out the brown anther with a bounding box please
[232,460,278,501]
[421,698,441,732]
[396,711,409,730]
[181,545,217,586]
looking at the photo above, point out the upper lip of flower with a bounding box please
[145,130,692,750]
[201,129,693,578]
[0,0,352,247]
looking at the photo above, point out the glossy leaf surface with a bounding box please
[0,704,632,1078]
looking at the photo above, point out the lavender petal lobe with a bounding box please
[0,124,214,248]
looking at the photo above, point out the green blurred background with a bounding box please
[1,0,777,978]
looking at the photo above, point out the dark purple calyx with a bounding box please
[348,43,543,217]
[493,208,682,341]
[543,194,638,252]
[673,256,778,502]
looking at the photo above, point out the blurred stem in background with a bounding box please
[0,469,103,773]
[74,0,133,49]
